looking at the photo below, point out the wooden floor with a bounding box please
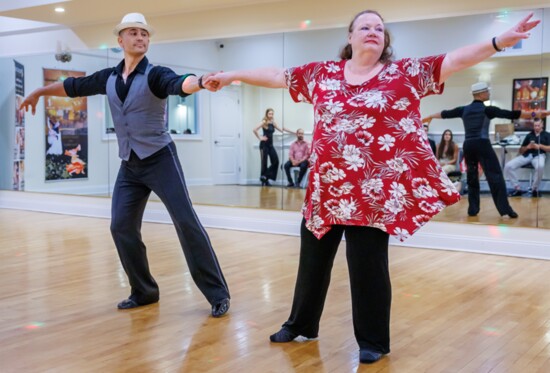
[1,209,550,372]
[179,185,550,229]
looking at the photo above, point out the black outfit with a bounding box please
[64,57,230,307]
[428,138,436,155]
[284,160,309,185]
[279,220,391,354]
[521,131,550,157]
[259,123,279,182]
[441,100,520,216]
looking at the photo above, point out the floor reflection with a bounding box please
[147,185,549,229]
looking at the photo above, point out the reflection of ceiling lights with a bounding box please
[54,7,65,13]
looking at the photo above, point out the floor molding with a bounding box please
[1,190,548,260]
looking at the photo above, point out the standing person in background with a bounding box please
[253,108,294,186]
[423,81,547,218]
[208,10,539,364]
[19,12,231,317]
[436,129,460,174]
[283,128,310,187]
[504,118,550,197]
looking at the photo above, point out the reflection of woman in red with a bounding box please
[12,162,19,189]
[15,95,24,125]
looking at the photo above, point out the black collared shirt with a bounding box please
[63,56,193,102]
[521,130,550,157]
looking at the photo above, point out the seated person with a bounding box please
[423,122,436,155]
[504,118,550,197]
[283,128,310,187]
[436,129,459,174]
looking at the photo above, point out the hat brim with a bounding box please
[113,22,155,36]
[472,88,490,94]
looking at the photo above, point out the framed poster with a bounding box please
[43,68,88,181]
[512,77,547,132]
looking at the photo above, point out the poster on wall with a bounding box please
[512,77,548,132]
[43,68,88,181]
[13,60,25,190]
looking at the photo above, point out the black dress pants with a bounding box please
[260,144,279,181]
[463,139,513,216]
[281,220,391,353]
[110,142,230,305]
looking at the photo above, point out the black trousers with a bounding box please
[283,160,309,184]
[281,220,391,353]
[110,142,230,305]
[462,139,513,216]
[260,144,279,181]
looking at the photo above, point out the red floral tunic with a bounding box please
[285,54,460,241]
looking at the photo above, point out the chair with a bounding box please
[290,167,309,188]
[521,163,535,192]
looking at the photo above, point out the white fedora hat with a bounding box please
[471,81,490,94]
[113,13,155,36]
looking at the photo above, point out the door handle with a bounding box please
[214,140,219,144]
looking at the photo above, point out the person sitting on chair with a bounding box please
[436,129,459,174]
[504,118,550,197]
[283,128,310,187]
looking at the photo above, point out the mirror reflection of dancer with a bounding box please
[208,10,540,364]
[253,108,294,186]
[19,12,230,317]
[423,82,549,218]
[46,115,63,155]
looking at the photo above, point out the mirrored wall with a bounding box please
[1,8,549,229]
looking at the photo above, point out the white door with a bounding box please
[211,86,242,184]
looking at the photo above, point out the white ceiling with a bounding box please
[0,0,548,48]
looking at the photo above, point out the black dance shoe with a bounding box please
[359,349,383,364]
[117,298,158,309]
[212,298,230,317]
[269,328,299,343]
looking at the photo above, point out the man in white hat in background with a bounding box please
[19,13,231,317]
[423,82,547,219]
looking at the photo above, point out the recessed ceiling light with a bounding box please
[55,7,65,13]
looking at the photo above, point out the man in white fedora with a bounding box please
[423,82,548,219]
[19,12,231,317]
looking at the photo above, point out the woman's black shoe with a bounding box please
[269,328,298,343]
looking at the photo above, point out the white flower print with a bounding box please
[311,173,321,202]
[356,131,374,147]
[386,157,410,174]
[326,62,341,73]
[319,162,346,184]
[372,223,388,231]
[348,90,388,110]
[384,197,404,215]
[319,78,341,91]
[343,145,365,171]
[412,178,438,199]
[392,97,411,111]
[393,228,410,241]
[307,215,325,231]
[325,99,344,114]
[361,178,384,200]
[413,214,431,227]
[378,134,395,152]
[379,63,399,80]
[440,176,457,196]
[398,117,417,134]
[334,118,359,134]
[356,115,376,129]
[405,58,421,76]
[389,182,407,198]
[419,200,439,214]
[337,198,357,220]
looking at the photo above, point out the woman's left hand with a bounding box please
[495,12,540,50]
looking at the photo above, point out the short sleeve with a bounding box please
[400,54,446,99]
[285,61,324,104]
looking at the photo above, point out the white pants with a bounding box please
[504,153,546,190]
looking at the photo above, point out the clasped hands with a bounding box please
[201,72,233,92]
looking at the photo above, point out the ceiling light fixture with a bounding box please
[55,7,65,13]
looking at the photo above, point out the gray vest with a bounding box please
[107,64,171,160]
